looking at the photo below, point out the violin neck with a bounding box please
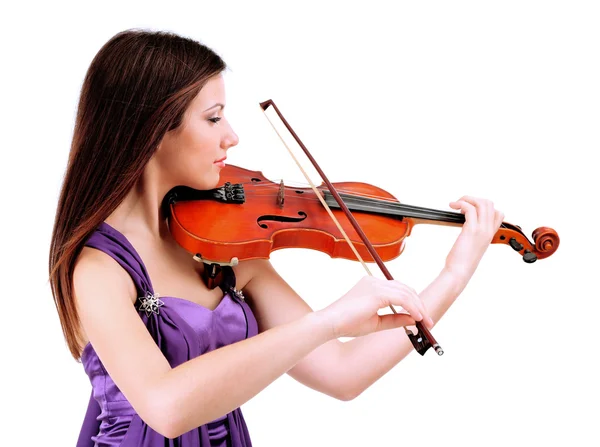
[323,191,466,227]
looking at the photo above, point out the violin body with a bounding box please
[164,165,410,265]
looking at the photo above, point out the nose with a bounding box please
[222,121,239,149]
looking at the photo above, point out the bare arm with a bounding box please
[333,267,468,399]
[244,196,503,400]
[74,248,333,439]
[238,259,455,401]
[335,197,504,397]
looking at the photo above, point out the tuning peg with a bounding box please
[522,250,537,263]
[509,237,524,251]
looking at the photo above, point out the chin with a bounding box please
[188,168,221,190]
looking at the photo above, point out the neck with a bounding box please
[105,161,174,242]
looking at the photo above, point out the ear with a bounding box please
[153,139,164,157]
[155,133,171,154]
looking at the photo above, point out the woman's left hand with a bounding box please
[445,195,505,280]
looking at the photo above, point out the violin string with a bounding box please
[233,178,496,216]
[237,180,461,214]
[236,180,444,216]
[240,187,465,221]
[237,188,508,231]
[237,181,507,227]
[223,175,509,230]
[233,179,401,202]
[240,190,459,218]
[249,180,436,206]
[238,182,419,206]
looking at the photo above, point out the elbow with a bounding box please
[149,423,178,440]
[139,388,183,439]
[325,371,363,401]
[144,386,214,439]
[154,416,181,440]
[140,374,219,438]
[147,406,183,439]
[334,384,362,402]
[160,425,182,441]
[337,392,357,402]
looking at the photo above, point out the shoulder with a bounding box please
[233,258,277,290]
[233,258,314,333]
[73,247,137,308]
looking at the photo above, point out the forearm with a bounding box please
[158,310,332,437]
[336,267,469,398]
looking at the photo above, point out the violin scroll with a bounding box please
[532,227,559,259]
[492,223,559,263]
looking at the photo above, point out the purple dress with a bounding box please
[77,222,258,446]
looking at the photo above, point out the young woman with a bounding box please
[48,29,503,446]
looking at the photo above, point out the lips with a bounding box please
[214,156,227,163]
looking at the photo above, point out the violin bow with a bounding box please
[259,99,443,356]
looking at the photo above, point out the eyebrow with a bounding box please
[203,103,225,112]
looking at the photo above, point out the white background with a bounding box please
[2,1,599,445]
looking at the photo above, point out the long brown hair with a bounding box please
[49,28,227,360]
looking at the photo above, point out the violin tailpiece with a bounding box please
[202,262,223,290]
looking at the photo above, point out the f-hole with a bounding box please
[258,211,308,229]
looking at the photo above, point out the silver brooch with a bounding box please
[138,292,165,316]
[231,287,245,302]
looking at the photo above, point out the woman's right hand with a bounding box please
[319,276,434,339]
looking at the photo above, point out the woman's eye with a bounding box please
[208,117,222,124]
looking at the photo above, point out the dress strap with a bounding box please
[84,222,154,297]
[79,221,155,447]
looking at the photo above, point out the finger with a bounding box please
[483,200,492,229]
[377,287,423,321]
[418,308,434,329]
[386,281,424,313]
[395,283,429,323]
[376,313,416,332]
[480,201,492,234]
[463,196,489,227]
[476,198,498,232]
[405,324,418,335]
[450,200,478,227]
[478,199,498,235]
[420,301,434,328]
[494,209,505,230]
[379,283,425,321]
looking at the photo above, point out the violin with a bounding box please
[162,100,559,356]
[163,164,559,267]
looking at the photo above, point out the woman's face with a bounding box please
[155,73,239,190]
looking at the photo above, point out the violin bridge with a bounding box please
[277,179,285,207]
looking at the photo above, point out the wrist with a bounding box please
[303,309,337,343]
[442,263,473,287]
[445,241,487,281]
